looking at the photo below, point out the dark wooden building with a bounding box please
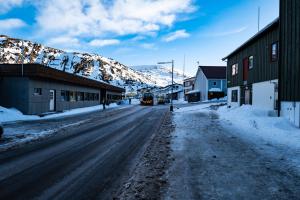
[0,64,125,115]
[279,0,300,126]
[223,19,279,111]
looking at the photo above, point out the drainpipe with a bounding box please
[277,7,282,117]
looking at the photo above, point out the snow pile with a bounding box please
[0,106,39,123]
[0,103,121,123]
[217,105,300,149]
[209,88,222,92]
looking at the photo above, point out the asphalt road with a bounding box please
[0,105,168,200]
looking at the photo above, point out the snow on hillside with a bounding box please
[130,65,187,87]
[0,35,157,92]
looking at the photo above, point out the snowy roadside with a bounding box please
[166,103,300,199]
[173,103,300,171]
[217,105,300,171]
[0,103,120,124]
[0,119,89,151]
[0,102,134,151]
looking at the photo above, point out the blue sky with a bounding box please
[0,0,279,75]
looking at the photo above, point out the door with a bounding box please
[245,89,251,105]
[49,90,56,111]
[243,58,249,81]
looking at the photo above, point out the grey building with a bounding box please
[0,64,125,115]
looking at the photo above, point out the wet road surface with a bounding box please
[0,105,168,200]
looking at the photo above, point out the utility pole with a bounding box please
[183,54,185,80]
[258,6,260,32]
[171,59,174,112]
[21,40,24,77]
[157,60,174,112]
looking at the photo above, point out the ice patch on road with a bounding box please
[0,120,89,151]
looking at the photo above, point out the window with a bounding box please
[33,88,42,96]
[69,91,76,102]
[271,42,278,62]
[61,90,66,101]
[76,92,84,101]
[231,90,238,102]
[232,63,238,76]
[249,56,254,69]
[84,92,89,101]
[185,82,190,87]
[213,81,217,86]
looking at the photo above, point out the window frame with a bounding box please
[271,42,279,62]
[33,88,42,96]
[248,56,254,69]
[231,63,238,76]
[231,90,238,102]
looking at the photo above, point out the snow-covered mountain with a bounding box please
[0,35,157,92]
[130,65,187,87]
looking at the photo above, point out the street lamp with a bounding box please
[157,60,174,112]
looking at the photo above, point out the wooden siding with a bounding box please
[280,0,300,101]
[227,23,279,88]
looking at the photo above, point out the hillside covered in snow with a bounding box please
[0,35,159,91]
[130,65,187,87]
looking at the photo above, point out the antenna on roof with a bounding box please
[183,54,185,81]
[258,6,260,32]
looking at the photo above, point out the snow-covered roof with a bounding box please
[186,90,200,94]
[209,88,222,92]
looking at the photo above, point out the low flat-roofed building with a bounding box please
[0,64,125,115]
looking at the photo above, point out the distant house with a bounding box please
[183,77,195,101]
[222,19,279,111]
[193,66,227,101]
[0,64,125,115]
[154,83,184,101]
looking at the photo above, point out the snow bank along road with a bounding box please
[165,106,300,200]
[0,105,169,199]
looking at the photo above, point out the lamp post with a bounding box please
[158,60,174,111]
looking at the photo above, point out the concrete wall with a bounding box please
[281,101,300,127]
[194,70,208,101]
[252,79,278,111]
[28,78,101,115]
[0,77,30,114]
[227,86,240,108]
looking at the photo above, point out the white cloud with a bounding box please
[163,29,190,42]
[0,18,27,30]
[89,39,120,47]
[140,43,156,50]
[0,0,24,14]
[48,36,80,46]
[209,26,248,37]
[35,0,195,37]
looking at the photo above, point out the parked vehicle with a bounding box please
[157,95,166,104]
[140,92,155,106]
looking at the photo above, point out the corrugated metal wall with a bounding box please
[280,0,300,101]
